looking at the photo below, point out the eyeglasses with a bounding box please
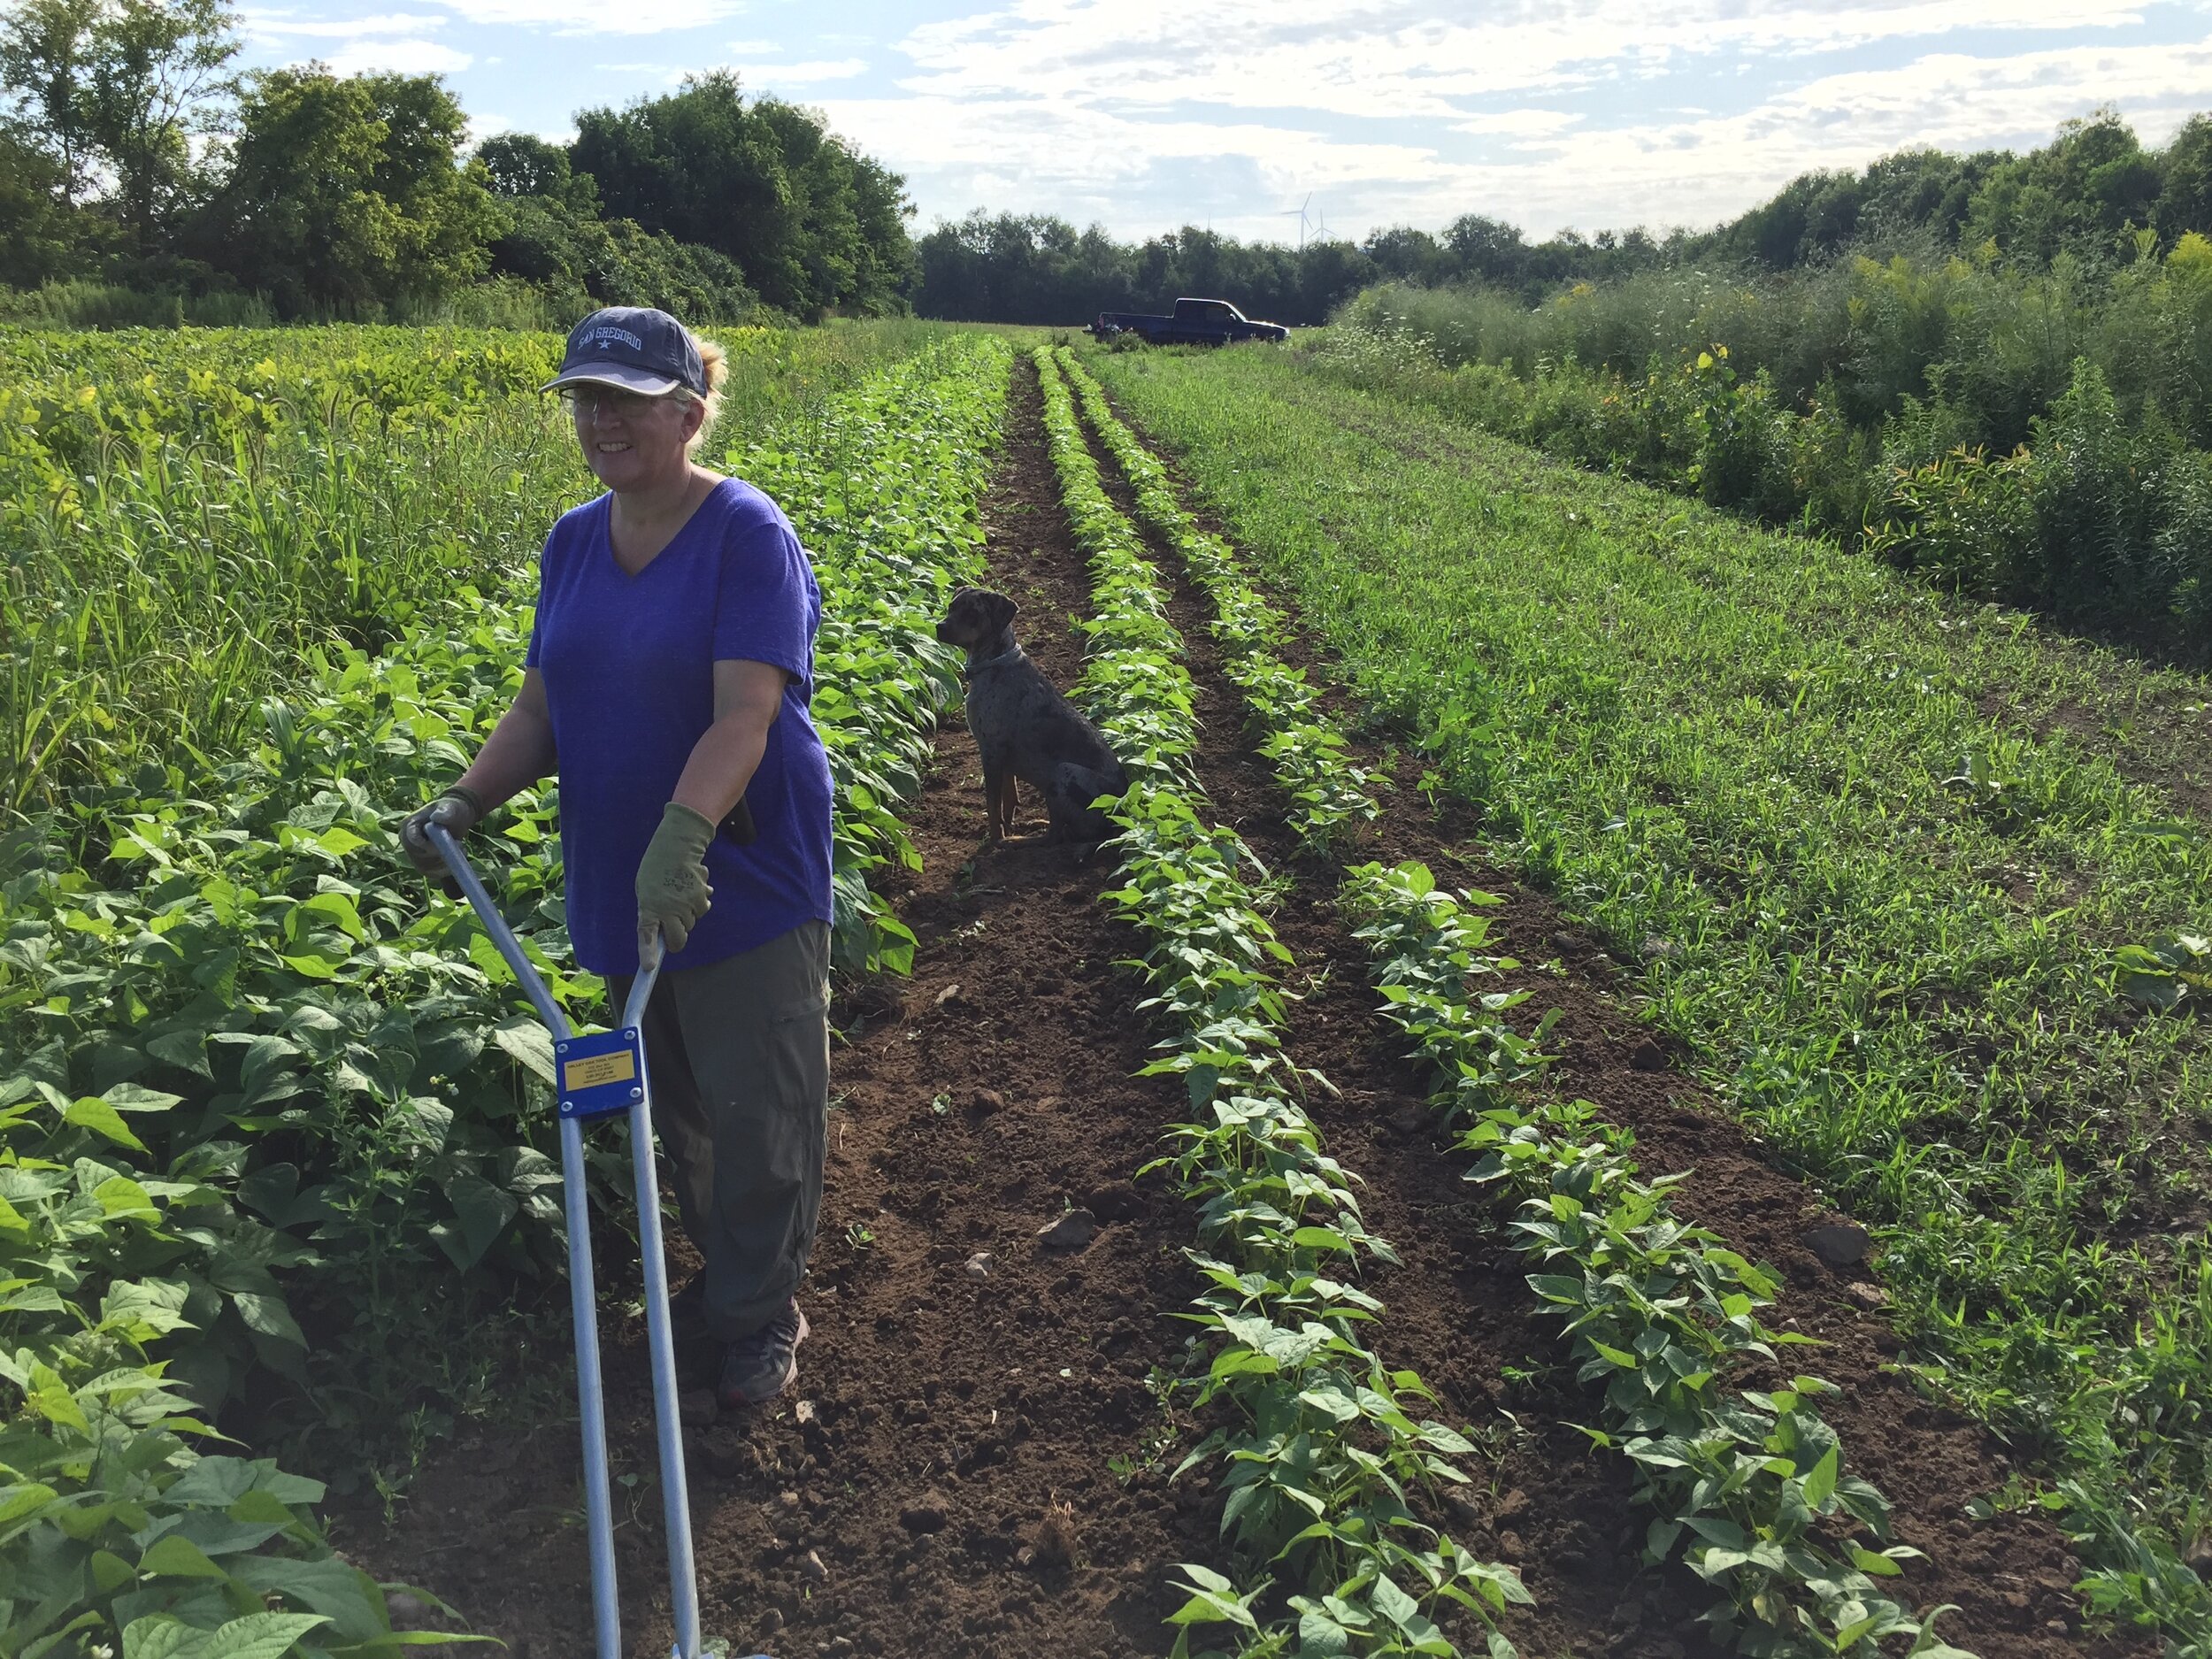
[558,386,680,419]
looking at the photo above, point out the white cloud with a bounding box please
[243,10,451,39]
[1503,35,2212,231]
[426,0,748,33]
[246,8,471,73]
[322,35,472,73]
[825,14,2212,242]
[892,0,2145,124]
[735,57,869,86]
[1453,109,1584,139]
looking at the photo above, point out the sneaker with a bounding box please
[718,1299,809,1409]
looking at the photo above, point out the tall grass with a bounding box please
[1341,239,2212,448]
[0,319,959,821]
[1325,243,2212,656]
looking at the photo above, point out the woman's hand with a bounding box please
[637,802,717,953]
[399,787,484,896]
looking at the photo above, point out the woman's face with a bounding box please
[565,385,702,492]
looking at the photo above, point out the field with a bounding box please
[3,319,2209,1659]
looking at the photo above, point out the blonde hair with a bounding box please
[682,333,728,454]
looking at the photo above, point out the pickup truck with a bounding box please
[1087,297,1289,345]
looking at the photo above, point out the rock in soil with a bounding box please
[1084,1179,1145,1221]
[384,1593,438,1632]
[801,1548,829,1584]
[969,1087,1005,1114]
[964,1250,995,1279]
[1845,1281,1889,1310]
[701,1432,751,1478]
[1627,1038,1666,1071]
[1386,1104,1430,1137]
[678,1388,718,1428]
[1034,1208,1097,1250]
[1802,1222,1872,1269]
[898,1497,950,1534]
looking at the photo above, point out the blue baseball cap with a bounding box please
[542,306,706,398]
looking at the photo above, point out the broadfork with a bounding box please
[426,824,704,1659]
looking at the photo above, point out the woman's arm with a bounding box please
[457,668,559,810]
[669,658,788,824]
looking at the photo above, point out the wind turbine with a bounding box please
[1277,193,1314,250]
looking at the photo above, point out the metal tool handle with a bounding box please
[625,925,702,1659]
[425,825,626,1659]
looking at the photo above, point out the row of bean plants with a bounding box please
[1055,349,1381,854]
[1340,866,1969,1657]
[0,334,1010,1658]
[1033,345,1532,1658]
[1069,362,1971,1656]
[1083,343,2212,1650]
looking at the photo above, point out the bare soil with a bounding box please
[334,356,2151,1659]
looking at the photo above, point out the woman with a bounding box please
[401,306,833,1409]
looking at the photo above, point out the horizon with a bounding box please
[236,0,2212,248]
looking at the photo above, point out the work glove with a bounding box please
[637,802,715,955]
[400,786,484,898]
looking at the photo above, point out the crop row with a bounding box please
[0,334,1011,1658]
[1340,865,1970,1657]
[1055,349,1381,855]
[1087,344,2212,1648]
[1066,359,1974,1655]
[1033,343,1532,1657]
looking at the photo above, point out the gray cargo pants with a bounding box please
[610,919,830,1342]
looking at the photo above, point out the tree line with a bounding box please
[914,110,2212,326]
[0,0,915,322]
[4,4,2208,334]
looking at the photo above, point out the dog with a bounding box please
[933,587,1129,844]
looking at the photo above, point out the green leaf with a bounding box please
[140,1534,231,1579]
[104,1081,185,1113]
[124,1617,213,1659]
[492,1018,555,1084]
[204,1612,333,1659]
[1801,1443,1839,1508]
[65,1094,150,1151]
[232,1555,390,1644]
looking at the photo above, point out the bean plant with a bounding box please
[0,334,1010,1657]
[1033,347,1530,1659]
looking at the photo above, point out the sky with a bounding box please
[236,0,2212,245]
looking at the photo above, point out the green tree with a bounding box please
[0,118,74,280]
[477,127,595,210]
[2155,113,2212,243]
[572,71,911,316]
[205,65,498,314]
[1964,109,2159,262]
[0,0,237,251]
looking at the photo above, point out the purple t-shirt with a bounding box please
[526,476,833,977]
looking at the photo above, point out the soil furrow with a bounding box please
[341,357,1210,1659]
[1073,373,2154,1659]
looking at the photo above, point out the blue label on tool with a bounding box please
[555,1027,645,1119]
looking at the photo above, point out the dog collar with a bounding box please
[964,642,1025,677]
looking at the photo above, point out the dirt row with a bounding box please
[341,354,2144,1659]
